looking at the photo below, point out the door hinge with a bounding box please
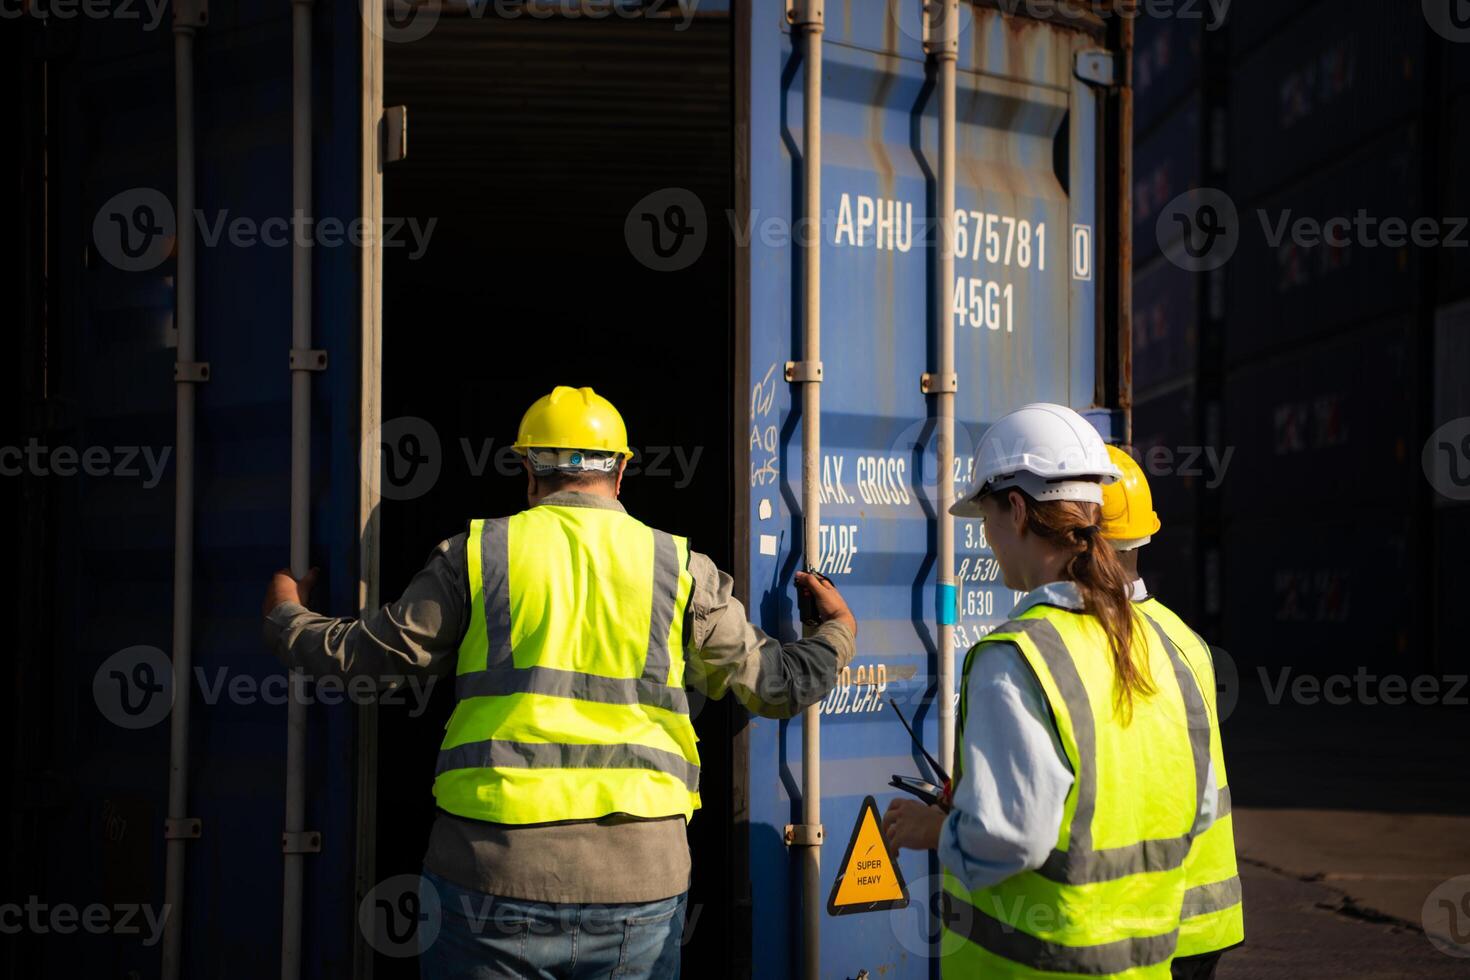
[383,105,408,164]
[1074,49,1119,88]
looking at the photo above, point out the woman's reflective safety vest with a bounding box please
[1137,598,1245,957]
[942,604,1213,979]
[433,505,701,824]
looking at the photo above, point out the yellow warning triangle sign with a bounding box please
[827,795,909,915]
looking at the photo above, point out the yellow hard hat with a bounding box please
[512,386,633,459]
[1100,445,1161,549]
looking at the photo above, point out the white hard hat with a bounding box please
[950,403,1122,517]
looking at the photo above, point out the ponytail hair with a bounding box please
[993,490,1155,720]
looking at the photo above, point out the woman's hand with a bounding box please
[882,798,947,852]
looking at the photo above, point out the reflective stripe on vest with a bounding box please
[940,891,1179,977]
[1137,597,1246,956]
[941,606,1212,979]
[432,506,699,824]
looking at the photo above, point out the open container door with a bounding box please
[739,2,1116,976]
[365,2,737,976]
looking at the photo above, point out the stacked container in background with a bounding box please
[1130,6,1213,628]
[1135,1,1468,676]
[1220,0,1429,674]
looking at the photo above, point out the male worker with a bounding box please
[262,386,857,979]
[1101,444,1244,979]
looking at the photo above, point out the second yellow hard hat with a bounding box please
[512,386,633,459]
[1100,444,1162,549]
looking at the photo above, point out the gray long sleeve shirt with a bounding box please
[264,491,854,903]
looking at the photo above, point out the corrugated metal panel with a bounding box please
[1133,92,1201,266]
[1132,10,1202,136]
[1221,319,1417,522]
[30,1,366,974]
[1132,380,1205,530]
[1224,124,1421,364]
[1132,250,1200,391]
[743,5,1107,975]
[1226,0,1423,203]
[1224,0,1317,63]
[1220,514,1413,673]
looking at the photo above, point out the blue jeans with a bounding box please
[419,869,685,980]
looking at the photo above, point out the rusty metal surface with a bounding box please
[1117,7,1135,442]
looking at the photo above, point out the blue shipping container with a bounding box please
[12,2,1128,977]
[742,6,1113,977]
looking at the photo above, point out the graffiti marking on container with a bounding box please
[750,363,780,488]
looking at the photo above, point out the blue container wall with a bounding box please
[44,2,363,975]
[743,6,1104,977]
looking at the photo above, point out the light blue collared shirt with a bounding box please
[937,580,1217,891]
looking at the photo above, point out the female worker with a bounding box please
[882,403,1216,979]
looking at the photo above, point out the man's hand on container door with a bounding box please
[794,571,857,636]
[882,798,946,852]
[263,568,319,619]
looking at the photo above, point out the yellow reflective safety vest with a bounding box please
[1137,596,1245,958]
[432,504,700,824]
[941,602,1213,979]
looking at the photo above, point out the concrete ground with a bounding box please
[1212,679,1470,978]
[1219,815,1469,979]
